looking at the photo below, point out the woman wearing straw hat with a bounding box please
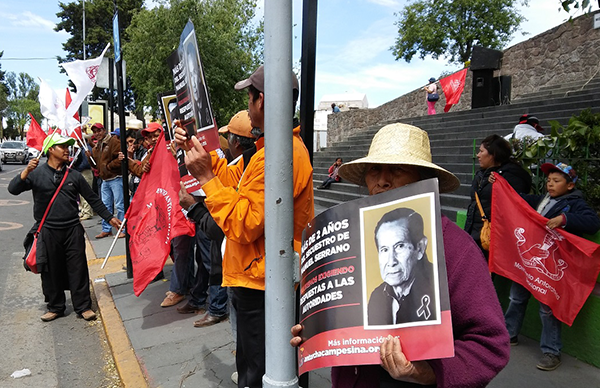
[292,123,509,387]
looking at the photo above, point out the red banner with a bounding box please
[126,132,195,296]
[489,176,600,325]
[26,113,46,151]
[64,88,82,141]
[439,69,468,113]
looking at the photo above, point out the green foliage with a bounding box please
[3,72,41,138]
[511,109,600,210]
[560,0,598,13]
[124,0,262,125]
[55,0,143,111]
[391,0,527,64]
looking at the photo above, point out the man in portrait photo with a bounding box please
[184,41,212,131]
[367,207,437,326]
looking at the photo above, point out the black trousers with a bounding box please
[39,224,91,315]
[232,287,265,388]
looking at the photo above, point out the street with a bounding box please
[0,162,121,388]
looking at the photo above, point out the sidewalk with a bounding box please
[83,215,600,388]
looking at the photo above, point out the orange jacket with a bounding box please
[202,126,314,290]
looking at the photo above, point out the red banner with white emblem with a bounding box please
[439,69,467,113]
[489,175,600,325]
[125,132,195,296]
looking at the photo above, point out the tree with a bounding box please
[55,0,143,111]
[391,0,527,64]
[4,72,40,139]
[124,0,262,125]
[560,0,599,13]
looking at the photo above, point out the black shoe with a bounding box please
[510,336,518,346]
[193,313,228,327]
[536,353,561,371]
[151,271,165,283]
[177,302,206,315]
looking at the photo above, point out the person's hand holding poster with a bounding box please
[298,179,454,374]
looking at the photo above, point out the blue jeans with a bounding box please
[189,228,228,317]
[504,281,562,355]
[100,177,124,232]
[169,234,195,295]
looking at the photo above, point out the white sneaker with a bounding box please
[231,371,238,384]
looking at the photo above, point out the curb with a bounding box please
[87,238,148,388]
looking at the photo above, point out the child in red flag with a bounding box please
[499,162,600,371]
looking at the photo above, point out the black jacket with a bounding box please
[367,258,437,325]
[465,162,531,246]
[187,201,224,286]
[8,163,114,229]
[522,190,600,237]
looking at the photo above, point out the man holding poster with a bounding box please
[176,65,313,388]
[292,123,509,387]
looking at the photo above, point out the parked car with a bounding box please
[0,141,29,164]
[0,151,3,171]
[28,146,40,159]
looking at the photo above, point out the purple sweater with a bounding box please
[331,216,510,388]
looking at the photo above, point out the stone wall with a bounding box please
[327,11,600,144]
[501,12,600,97]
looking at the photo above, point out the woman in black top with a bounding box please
[464,134,531,257]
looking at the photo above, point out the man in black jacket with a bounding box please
[9,134,121,322]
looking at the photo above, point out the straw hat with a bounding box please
[337,123,460,193]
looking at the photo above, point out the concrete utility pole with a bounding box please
[263,1,297,388]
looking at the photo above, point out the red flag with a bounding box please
[125,132,195,296]
[66,88,80,121]
[65,88,82,140]
[489,175,600,325]
[26,113,46,151]
[439,68,468,113]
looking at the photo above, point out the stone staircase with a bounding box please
[313,77,600,219]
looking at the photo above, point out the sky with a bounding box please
[0,0,594,110]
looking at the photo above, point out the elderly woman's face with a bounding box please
[365,164,421,195]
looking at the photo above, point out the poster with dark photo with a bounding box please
[168,19,219,151]
[298,179,453,375]
[157,91,178,142]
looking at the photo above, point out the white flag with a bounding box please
[61,43,110,121]
[38,78,63,124]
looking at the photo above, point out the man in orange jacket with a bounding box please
[175,65,314,388]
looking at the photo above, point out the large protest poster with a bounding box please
[298,179,453,374]
[168,19,219,151]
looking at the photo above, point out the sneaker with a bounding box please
[161,291,185,307]
[40,311,63,322]
[231,371,238,385]
[536,353,561,371]
[80,310,97,321]
[95,231,113,239]
[177,302,206,315]
[510,336,518,346]
[193,313,228,327]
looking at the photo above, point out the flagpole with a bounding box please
[70,123,96,165]
[101,218,127,269]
